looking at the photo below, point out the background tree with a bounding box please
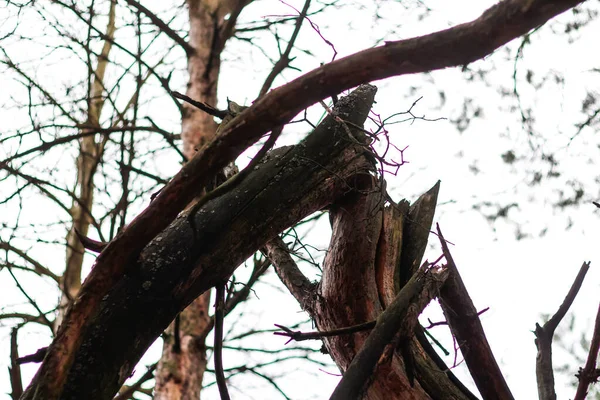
[1,0,599,399]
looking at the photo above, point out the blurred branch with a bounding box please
[0,241,60,283]
[574,300,600,399]
[214,284,230,400]
[16,347,48,365]
[535,261,591,400]
[113,363,156,400]
[123,0,193,56]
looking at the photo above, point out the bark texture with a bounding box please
[24,85,375,399]
[154,1,250,398]
[267,174,485,399]
[312,183,474,399]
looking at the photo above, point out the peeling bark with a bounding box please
[273,179,473,399]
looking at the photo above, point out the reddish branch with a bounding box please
[25,1,585,397]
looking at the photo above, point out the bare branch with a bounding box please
[574,300,600,400]
[263,236,316,311]
[113,364,156,400]
[123,0,194,56]
[74,229,107,253]
[214,284,231,400]
[9,328,23,400]
[171,91,228,119]
[5,267,53,329]
[437,223,514,400]
[0,241,60,283]
[274,321,375,343]
[535,261,591,400]
[16,347,48,365]
[1,126,177,167]
[258,0,311,98]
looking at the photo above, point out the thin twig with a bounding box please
[123,0,193,55]
[274,321,376,344]
[6,268,52,329]
[258,0,311,98]
[214,284,230,400]
[171,91,228,119]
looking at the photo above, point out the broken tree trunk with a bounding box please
[22,85,376,400]
[266,173,489,398]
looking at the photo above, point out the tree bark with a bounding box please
[22,85,375,400]
[268,179,477,399]
[313,184,471,399]
[154,1,250,398]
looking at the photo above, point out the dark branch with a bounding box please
[214,284,230,400]
[258,0,311,98]
[17,347,48,365]
[113,364,156,400]
[9,328,23,400]
[535,261,591,400]
[171,91,228,119]
[74,229,108,254]
[123,0,194,56]
[574,300,600,400]
[437,224,514,400]
[274,321,376,343]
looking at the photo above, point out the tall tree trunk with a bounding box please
[57,0,117,330]
[154,1,249,398]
